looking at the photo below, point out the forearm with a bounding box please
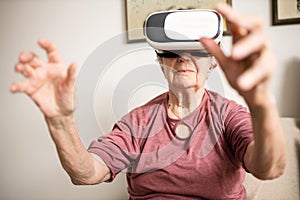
[244,90,286,179]
[45,114,108,184]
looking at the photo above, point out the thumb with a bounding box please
[66,62,77,88]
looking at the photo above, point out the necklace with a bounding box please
[167,90,204,138]
[176,122,192,139]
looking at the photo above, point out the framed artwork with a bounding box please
[272,0,300,25]
[125,0,232,43]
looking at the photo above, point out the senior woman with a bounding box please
[10,3,286,200]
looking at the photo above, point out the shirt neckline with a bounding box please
[164,89,209,124]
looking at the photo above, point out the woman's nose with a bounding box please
[177,54,191,62]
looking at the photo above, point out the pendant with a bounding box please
[175,122,192,139]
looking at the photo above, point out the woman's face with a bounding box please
[159,51,214,91]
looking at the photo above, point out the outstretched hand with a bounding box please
[200,3,275,106]
[10,39,77,118]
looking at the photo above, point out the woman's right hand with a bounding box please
[10,39,77,118]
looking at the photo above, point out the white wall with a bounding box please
[0,0,299,200]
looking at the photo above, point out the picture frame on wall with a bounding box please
[125,0,232,43]
[272,0,300,25]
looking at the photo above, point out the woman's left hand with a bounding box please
[200,3,276,106]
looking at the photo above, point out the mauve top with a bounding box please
[88,90,253,200]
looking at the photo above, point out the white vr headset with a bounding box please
[144,10,223,51]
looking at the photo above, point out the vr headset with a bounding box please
[144,10,223,51]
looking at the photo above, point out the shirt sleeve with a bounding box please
[87,120,141,182]
[87,102,156,182]
[224,101,254,168]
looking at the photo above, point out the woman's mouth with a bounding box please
[176,69,195,74]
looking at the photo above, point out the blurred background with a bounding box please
[0,0,299,199]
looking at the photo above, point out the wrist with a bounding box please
[45,113,75,129]
[243,85,276,110]
[45,113,79,144]
[247,93,277,115]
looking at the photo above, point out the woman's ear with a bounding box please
[204,56,218,80]
[209,56,218,71]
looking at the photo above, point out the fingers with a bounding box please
[217,3,267,60]
[216,3,248,34]
[217,4,263,33]
[237,51,274,91]
[232,30,267,60]
[19,51,42,67]
[210,3,275,93]
[19,39,62,66]
[10,80,31,94]
[10,80,38,95]
[16,51,45,78]
[15,63,35,78]
[19,51,44,68]
[230,16,266,60]
[38,39,62,63]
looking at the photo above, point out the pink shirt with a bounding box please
[88,90,253,199]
